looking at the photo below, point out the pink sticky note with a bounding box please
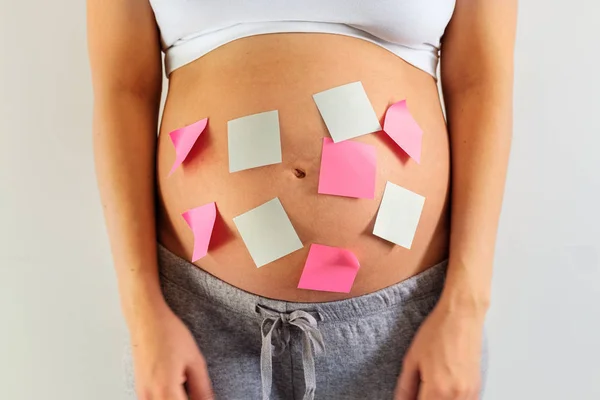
[168,118,208,176]
[297,244,360,293]
[383,100,423,164]
[182,202,217,262]
[318,138,376,199]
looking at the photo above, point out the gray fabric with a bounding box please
[257,306,325,400]
[124,245,489,399]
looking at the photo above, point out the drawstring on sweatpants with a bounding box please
[257,305,325,400]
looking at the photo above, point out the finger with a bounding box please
[416,383,427,400]
[416,381,437,400]
[469,385,482,400]
[186,358,215,400]
[173,385,189,400]
[395,359,420,400]
[146,384,187,400]
[418,381,469,400]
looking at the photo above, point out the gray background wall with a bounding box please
[1,1,598,399]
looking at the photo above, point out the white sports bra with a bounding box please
[149,0,456,78]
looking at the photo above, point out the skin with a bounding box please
[396,1,517,399]
[87,1,516,399]
[156,34,451,302]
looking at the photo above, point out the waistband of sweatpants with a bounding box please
[157,244,447,322]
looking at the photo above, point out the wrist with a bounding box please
[439,269,490,318]
[440,258,492,318]
[119,272,169,330]
[439,288,490,320]
[124,296,172,341]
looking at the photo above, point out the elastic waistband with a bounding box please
[157,244,447,322]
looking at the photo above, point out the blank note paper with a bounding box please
[168,118,208,176]
[297,244,360,293]
[373,182,425,249]
[313,82,382,143]
[182,202,217,262]
[233,198,303,268]
[383,100,423,164]
[318,137,376,199]
[228,110,282,173]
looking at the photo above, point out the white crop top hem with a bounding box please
[165,21,439,79]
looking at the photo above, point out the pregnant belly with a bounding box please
[156,34,451,302]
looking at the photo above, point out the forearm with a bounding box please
[441,81,513,314]
[93,90,165,328]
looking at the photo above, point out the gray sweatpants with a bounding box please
[125,245,488,400]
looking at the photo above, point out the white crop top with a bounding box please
[149,0,456,78]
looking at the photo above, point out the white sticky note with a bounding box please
[233,198,303,267]
[313,81,382,143]
[373,182,426,249]
[228,110,282,172]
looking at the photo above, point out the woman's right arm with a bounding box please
[87,1,213,399]
[87,0,162,338]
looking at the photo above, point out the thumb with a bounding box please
[186,357,215,400]
[395,357,420,400]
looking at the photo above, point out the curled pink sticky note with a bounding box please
[182,202,217,262]
[383,100,423,164]
[168,118,208,176]
[318,138,376,199]
[297,244,360,293]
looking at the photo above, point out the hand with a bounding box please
[130,302,214,400]
[394,299,485,400]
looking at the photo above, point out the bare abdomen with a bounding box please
[156,34,450,302]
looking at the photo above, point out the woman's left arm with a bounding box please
[395,1,518,399]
